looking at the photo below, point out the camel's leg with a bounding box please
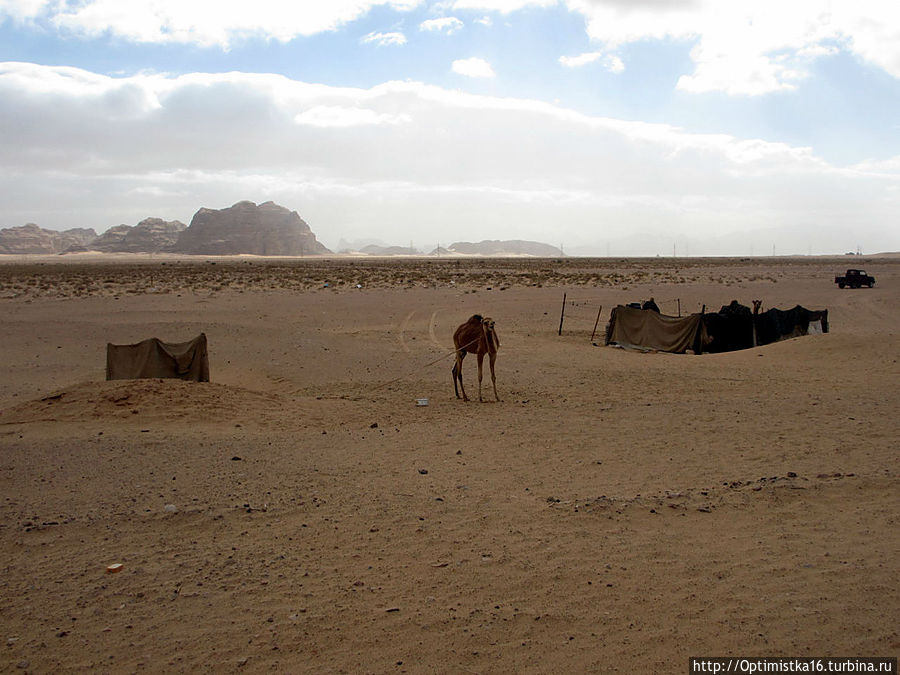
[454,351,469,401]
[476,352,485,402]
[452,362,459,398]
[489,351,499,401]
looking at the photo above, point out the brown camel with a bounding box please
[452,314,500,402]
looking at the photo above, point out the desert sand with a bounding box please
[1,255,897,673]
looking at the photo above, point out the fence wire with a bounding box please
[557,293,692,340]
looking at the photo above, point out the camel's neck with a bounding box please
[484,331,498,352]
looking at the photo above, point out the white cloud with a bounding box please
[0,0,425,46]
[452,57,495,78]
[361,31,407,46]
[0,0,50,21]
[6,0,898,100]
[604,54,625,74]
[0,62,897,254]
[559,52,602,68]
[420,16,464,34]
[833,0,900,78]
[295,105,411,127]
[560,51,624,73]
[3,0,899,98]
[456,0,900,95]
[451,0,555,12]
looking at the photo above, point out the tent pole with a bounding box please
[558,292,567,336]
[590,305,603,342]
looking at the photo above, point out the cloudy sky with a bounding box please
[1,0,898,255]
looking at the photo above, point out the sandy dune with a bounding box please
[1,256,897,673]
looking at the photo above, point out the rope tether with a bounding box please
[372,335,481,391]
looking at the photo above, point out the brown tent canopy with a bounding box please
[106,333,209,382]
[605,306,708,354]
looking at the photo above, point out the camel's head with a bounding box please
[481,316,500,351]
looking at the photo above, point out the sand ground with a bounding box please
[1,256,897,673]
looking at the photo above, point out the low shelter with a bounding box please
[106,333,210,381]
[605,305,708,353]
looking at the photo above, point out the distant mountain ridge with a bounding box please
[340,239,564,257]
[1,201,331,256]
[90,218,186,253]
[358,244,420,256]
[0,223,97,254]
[440,240,564,257]
[2,209,558,257]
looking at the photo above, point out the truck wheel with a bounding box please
[868,281,874,288]
[838,282,845,288]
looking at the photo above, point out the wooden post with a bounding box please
[590,305,603,343]
[677,298,681,317]
[558,292,567,336]
[752,299,761,347]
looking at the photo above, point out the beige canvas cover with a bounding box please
[106,333,209,381]
[606,306,708,354]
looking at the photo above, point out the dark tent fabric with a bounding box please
[701,301,755,353]
[605,305,708,354]
[106,333,209,382]
[754,306,828,346]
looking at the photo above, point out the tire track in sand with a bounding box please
[429,310,446,351]
[398,310,415,353]
[400,308,451,354]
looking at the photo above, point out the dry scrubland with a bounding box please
[0,255,791,300]
[1,255,897,673]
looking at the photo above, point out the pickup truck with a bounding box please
[834,269,875,289]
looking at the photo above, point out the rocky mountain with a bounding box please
[90,218,185,253]
[437,240,564,257]
[0,223,97,254]
[173,201,330,256]
[57,228,99,252]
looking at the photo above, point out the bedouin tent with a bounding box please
[106,333,209,382]
[753,305,828,345]
[605,305,708,354]
[606,302,829,354]
[702,302,828,351]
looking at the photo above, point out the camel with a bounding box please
[451,314,500,402]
